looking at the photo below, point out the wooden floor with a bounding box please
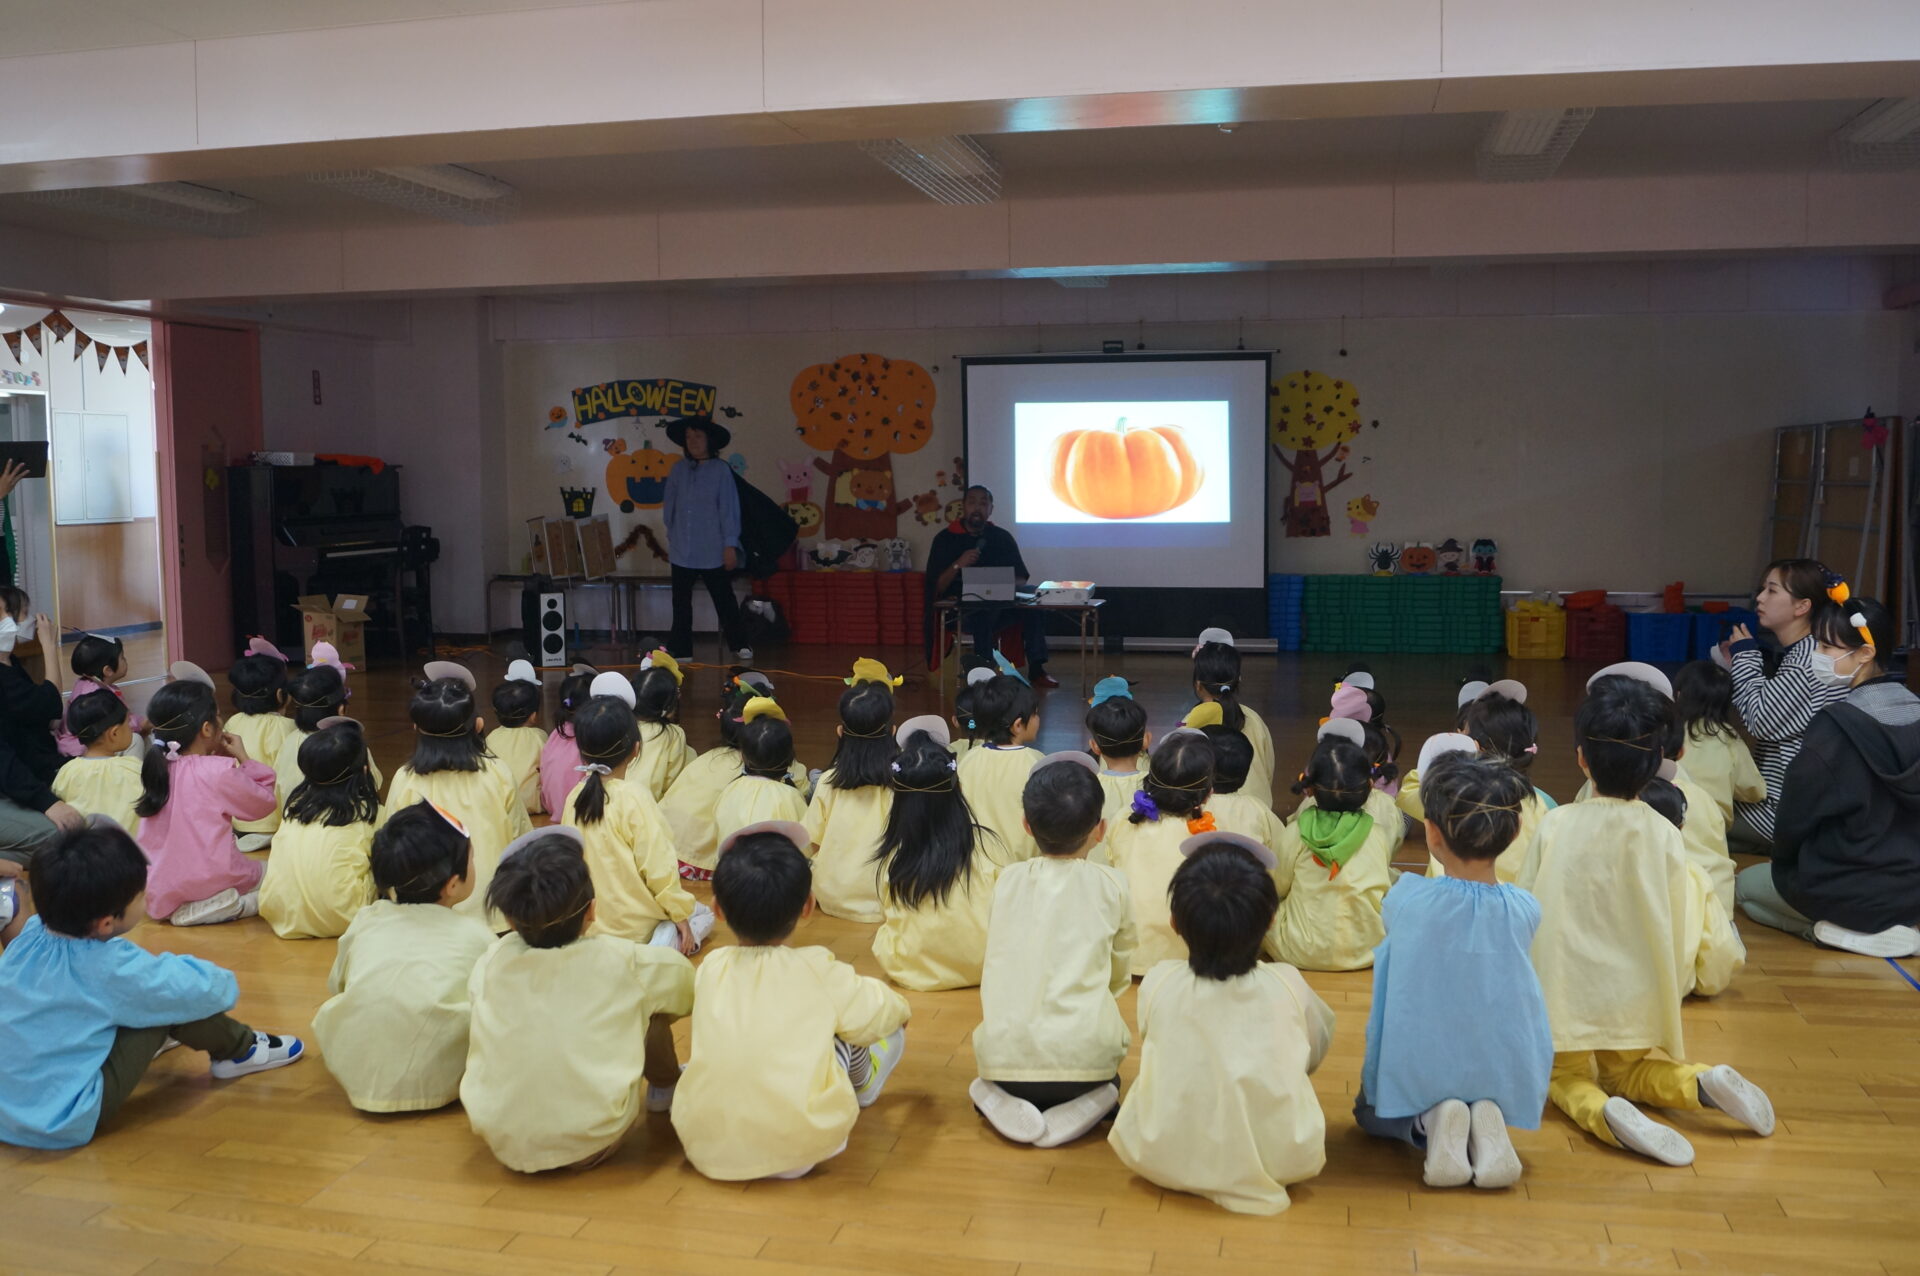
[9,645,1920,1275]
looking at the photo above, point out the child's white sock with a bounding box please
[969,1079,1045,1144]
[1033,1084,1120,1149]
[1467,1100,1522,1189]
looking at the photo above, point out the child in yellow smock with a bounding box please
[275,663,382,812]
[1186,628,1275,804]
[1104,731,1216,976]
[632,652,695,801]
[802,678,898,923]
[1109,835,1335,1216]
[486,660,547,816]
[378,665,530,926]
[662,676,807,877]
[714,704,810,847]
[1199,725,1285,853]
[312,801,494,1112]
[258,723,378,939]
[1517,678,1770,1168]
[951,664,993,763]
[52,691,144,834]
[1268,736,1398,971]
[1086,677,1149,825]
[971,752,1134,1147]
[1673,661,1766,826]
[225,645,294,850]
[956,672,1042,866]
[560,692,712,954]
[463,829,694,1172]
[673,822,909,1180]
[1419,686,1557,884]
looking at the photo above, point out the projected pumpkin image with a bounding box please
[1049,417,1205,520]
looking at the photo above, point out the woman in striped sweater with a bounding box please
[1726,559,1852,850]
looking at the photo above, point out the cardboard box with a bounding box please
[527,517,553,576]
[579,514,616,580]
[293,593,370,667]
[550,516,585,578]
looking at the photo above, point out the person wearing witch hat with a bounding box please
[662,416,753,664]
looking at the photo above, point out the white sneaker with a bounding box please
[1814,919,1920,958]
[236,834,273,853]
[1697,1064,1776,1136]
[1468,1099,1522,1189]
[210,1032,304,1079]
[170,888,244,926]
[1421,1099,1472,1187]
[970,1078,1045,1143]
[854,1028,905,1109]
[153,1037,180,1060]
[235,890,260,920]
[1601,1097,1694,1166]
[1033,1083,1120,1149]
[736,647,754,665]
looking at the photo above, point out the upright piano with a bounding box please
[229,463,406,656]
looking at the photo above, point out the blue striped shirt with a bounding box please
[662,457,741,570]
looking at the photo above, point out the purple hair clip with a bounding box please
[1130,789,1160,820]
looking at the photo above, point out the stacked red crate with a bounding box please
[785,572,834,645]
[1566,603,1627,663]
[877,572,927,647]
[826,571,881,646]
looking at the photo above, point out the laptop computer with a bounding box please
[961,566,1017,602]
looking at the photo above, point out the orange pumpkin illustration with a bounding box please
[1050,417,1204,520]
[608,439,679,512]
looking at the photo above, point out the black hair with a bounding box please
[1132,732,1215,824]
[1289,737,1371,815]
[0,586,29,623]
[1359,721,1401,787]
[1192,642,1247,733]
[1641,776,1688,831]
[717,679,767,749]
[827,683,898,790]
[1811,594,1894,660]
[633,667,680,725]
[1023,758,1105,855]
[1762,557,1836,624]
[33,822,148,936]
[1087,695,1148,760]
[963,483,994,503]
[405,677,491,775]
[66,687,129,748]
[1169,843,1278,980]
[286,664,349,732]
[135,681,220,818]
[1673,661,1738,742]
[1575,679,1671,799]
[712,830,812,944]
[1589,673,1686,762]
[285,724,379,828]
[491,679,541,729]
[1459,692,1539,775]
[1199,725,1252,795]
[70,634,125,682]
[973,674,1038,746]
[953,681,984,745]
[554,669,596,733]
[370,800,472,904]
[739,715,797,782]
[569,697,640,825]
[1420,752,1531,861]
[487,833,594,948]
[876,734,987,909]
[228,653,289,716]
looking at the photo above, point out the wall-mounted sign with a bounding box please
[572,378,717,426]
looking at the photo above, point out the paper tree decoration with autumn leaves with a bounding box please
[790,353,935,541]
[1271,370,1363,538]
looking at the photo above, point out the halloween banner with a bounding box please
[571,378,717,427]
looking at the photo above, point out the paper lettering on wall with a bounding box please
[571,378,718,426]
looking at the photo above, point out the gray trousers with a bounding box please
[1734,862,1814,941]
[0,796,59,867]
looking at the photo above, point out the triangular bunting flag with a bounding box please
[24,325,42,355]
[132,341,148,370]
[73,332,91,361]
[42,311,72,342]
[96,343,109,372]
[2,331,19,364]
[115,346,129,373]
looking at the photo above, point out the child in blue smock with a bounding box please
[0,820,304,1150]
[1355,752,1553,1189]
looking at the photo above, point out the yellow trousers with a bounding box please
[1550,1049,1710,1146]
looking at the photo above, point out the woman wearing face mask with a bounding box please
[0,584,85,867]
[1723,559,1853,852]
[1735,595,1920,956]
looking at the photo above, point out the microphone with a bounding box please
[974,536,988,556]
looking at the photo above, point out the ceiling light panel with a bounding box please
[21,182,257,237]
[859,136,1001,205]
[1475,108,1594,182]
[308,164,517,225]
[1831,98,1920,170]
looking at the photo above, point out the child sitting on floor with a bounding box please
[951,664,993,761]
[276,661,382,813]
[1356,752,1552,1189]
[55,633,144,759]
[1109,835,1335,1215]
[1185,628,1275,803]
[52,691,144,833]
[715,702,810,848]
[956,672,1042,867]
[462,829,694,1173]
[972,752,1134,1147]
[561,690,712,954]
[662,674,808,879]
[632,651,695,800]
[1418,683,1556,883]
[1673,660,1766,827]
[313,800,495,1113]
[258,722,380,939]
[0,820,303,1149]
[487,660,547,816]
[1103,730,1216,977]
[1268,736,1398,971]
[1516,677,1767,1167]
[1201,723,1285,852]
[673,822,909,1181]
[537,665,596,819]
[224,642,295,851]
[803,678,898,923]
[136,677,279,927]
[1086,677,1150,825]
[872,723,1003,991]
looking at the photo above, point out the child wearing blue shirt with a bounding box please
[1356,753,1554,1189]
[0,820,304,1150]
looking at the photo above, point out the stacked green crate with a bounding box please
[1349,575,1396,652]
[1393,575,1450,652]
[1441,575,1504,652]
[1304,574,1504,654]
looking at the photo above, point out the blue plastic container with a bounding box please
[1627,613,1693,664]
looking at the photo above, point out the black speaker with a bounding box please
[537,592,567,667]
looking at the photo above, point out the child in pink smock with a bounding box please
[538,667,596,820]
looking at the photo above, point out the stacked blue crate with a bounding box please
[1268,574,1305,651]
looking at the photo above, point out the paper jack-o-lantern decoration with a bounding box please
[1050,417,1204,520]
[607,439,679,512]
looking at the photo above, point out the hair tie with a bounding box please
[1524,744,1539,755]
[418,724,475,738]
[842,724,893,738]
[317,765,362,785]
[574,763,613,776]
[1131,789,1161,820]
[162,739,182,760]
[1185,812,1217,835]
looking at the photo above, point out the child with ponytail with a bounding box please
[379,665,530,924]
[661,674,807,878]
[714,703,809,847]
[258,723,381,939]
[1269,736,1398,971]
[631,651,695,800]
[956,672,1042,867]
[134,677,279,926]
[1184,629,1274,804]
[226,640,294,849]
[803,671,899,923]
[537,665,597,819]
[1103,730,1217,975]
[561,686,712,955]
[275,658,382,812]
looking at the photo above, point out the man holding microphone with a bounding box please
[925,485,1055,687]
